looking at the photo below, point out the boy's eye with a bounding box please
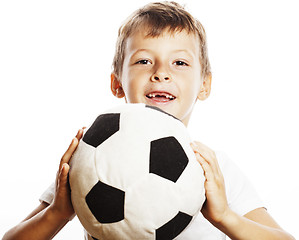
[136,59,151,65]
[174,60,188,66]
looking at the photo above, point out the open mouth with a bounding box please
[146,92,176,102]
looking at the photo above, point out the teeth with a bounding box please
[147,93,175,100]
[166,94,175,100]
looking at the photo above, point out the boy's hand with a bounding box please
[49,128,84,221]
[191,141,230,226]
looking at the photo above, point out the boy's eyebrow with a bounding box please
[130,49,195,59]
[128,49,154,61]
[132,49,152,55]
[173,49,195,58]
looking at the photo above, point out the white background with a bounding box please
[0,0,298,239]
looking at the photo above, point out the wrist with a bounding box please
[213,208,253,240]
[212,208,239,232]
[47,204,71,224]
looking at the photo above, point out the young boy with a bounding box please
[2,1,295,240]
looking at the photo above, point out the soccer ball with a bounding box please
[69,104,205,240]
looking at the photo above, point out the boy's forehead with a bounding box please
[125,28,200,56]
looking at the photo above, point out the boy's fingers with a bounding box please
[195,152,213,181]
[192,141,214,161]
[59,163,70,183]
[75,127,85,140]
[191,142,220,176]
[58,128,85,176]
[60,137,78,168]
[57,163,70,196]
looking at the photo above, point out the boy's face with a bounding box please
[111,29,211,126]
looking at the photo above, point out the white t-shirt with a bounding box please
[40,151,264,239]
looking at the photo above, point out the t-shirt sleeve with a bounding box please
[39,182,55,204]
[215,151,265,216]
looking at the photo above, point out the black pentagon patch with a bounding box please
[146,105,179,121]
[83,113,120,147]
[86,180,125,224]
[155,211,192,240]
[150,137,188,182]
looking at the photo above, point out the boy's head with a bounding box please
[112,1,211,80]
[111,1,212,125]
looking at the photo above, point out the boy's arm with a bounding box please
[191,141,295,240]
[3,201,68,240]
[2,129,84,240]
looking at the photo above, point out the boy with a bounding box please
[3,1,295,239]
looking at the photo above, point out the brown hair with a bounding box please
[112,1,211,79]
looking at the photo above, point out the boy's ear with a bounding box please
[197,73,212,101]
[111,73,125,98]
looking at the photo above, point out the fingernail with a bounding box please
[61,163,68,172]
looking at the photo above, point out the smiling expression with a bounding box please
[111,29,211,126]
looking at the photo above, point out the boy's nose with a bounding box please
[151,75,170,81]
[151,69,171,82]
